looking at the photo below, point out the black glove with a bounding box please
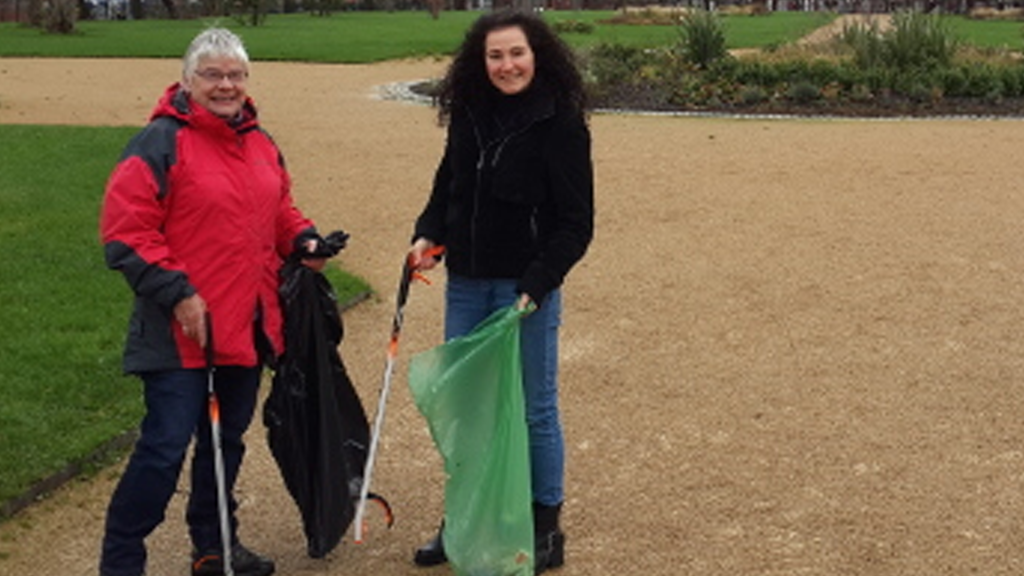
[296,230,349,259]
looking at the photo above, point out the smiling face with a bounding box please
[182,55,249,119]
[484,25,535,96]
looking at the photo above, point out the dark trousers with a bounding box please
[99,366,261,576]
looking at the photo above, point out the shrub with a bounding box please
[849,83,874,102]
[962,63,1005,99]
[578,13,1024,115]
[668,75,736,108]
[968,7,1024,20]
[838,10,959,72]
[904,79,936,103]
[552,19,595,35]
[738,85,769,105]
[585,43,658,86]
[581,43,676,108]
[820,81,843,101]
[996,65,1024,97]
[42,0,78,33]
[603,6,688,26]
[719,3,768,16]
[676,9,728,70]
[937,66,968,96]
[885,10,960,70]
[786,80,820,103]
[732,59,782,87]
[837,17,886,69]
[744,58,844,89]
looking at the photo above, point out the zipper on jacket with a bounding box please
[489,121,534,169]
[465,105,552,276]
[469,108,484,276]
[530,208,539,247]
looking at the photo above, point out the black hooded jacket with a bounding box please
[414,83,594,304]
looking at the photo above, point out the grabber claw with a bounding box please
[354,492,395,541]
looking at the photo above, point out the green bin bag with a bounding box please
[408,305,533,576]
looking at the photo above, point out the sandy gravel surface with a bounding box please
[3,56,1024,576]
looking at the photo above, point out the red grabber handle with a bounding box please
[407,245,445,286]
[391,245,445,350]
[398,245,445,308]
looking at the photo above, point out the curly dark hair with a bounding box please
[435,9,588,125]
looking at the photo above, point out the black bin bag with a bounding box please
[263,232,370,558]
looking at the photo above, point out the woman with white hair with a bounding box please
[99,28,326,576]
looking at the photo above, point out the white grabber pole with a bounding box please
[205,314,234,576]
[354,246,443,543]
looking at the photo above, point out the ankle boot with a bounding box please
[413,522,447,567]
[533,502,565,574]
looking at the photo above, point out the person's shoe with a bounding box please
[413,523,448,567]
[533,502,565,574]
[534,529,566,574]
[192,543,275,576]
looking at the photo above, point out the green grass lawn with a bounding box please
[1,125,147,514]
[0,11,1016,63]
[0,125,369,518]
[946,16,1024,50]
[0,10,838,62]
[557,10,836,49]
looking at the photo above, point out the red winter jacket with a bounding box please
[101,83,316,373]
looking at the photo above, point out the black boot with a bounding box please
[192,543,275,576]
[413,522,448,567]
[533,502,565,574]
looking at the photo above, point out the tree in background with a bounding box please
[307,0,345,17]
[234,0,270,25]
[26,0,78,32]
[160,0,178,18]
[427,0,442,18]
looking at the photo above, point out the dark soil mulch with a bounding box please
[412,81,1024,119]
[590,83,1024,119]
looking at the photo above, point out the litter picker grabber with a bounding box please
[205,313,234,576]
[354,245,444,544]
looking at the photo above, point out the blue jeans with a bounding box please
[445,274,564,506]
[99,366,261,576]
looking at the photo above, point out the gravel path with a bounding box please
[3,51,1024,576]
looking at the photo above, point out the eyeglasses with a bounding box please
[193,69,249,84]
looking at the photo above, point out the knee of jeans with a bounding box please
[135,435,190,471]
[138,420,195,468]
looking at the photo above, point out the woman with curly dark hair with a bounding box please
[408,9,594,575]
[433,10,589,124]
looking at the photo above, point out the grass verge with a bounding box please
[0,124,370,519]
[0,10,837,61]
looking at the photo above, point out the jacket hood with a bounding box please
[150,82,260,132]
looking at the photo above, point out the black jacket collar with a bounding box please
[468,81,557,146]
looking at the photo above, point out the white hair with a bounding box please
[182,28,249,78]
